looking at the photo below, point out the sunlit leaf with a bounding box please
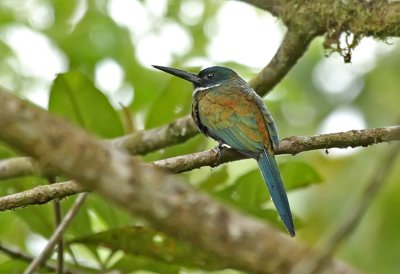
[49,71,124,138]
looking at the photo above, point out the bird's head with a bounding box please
[152,65,240,90]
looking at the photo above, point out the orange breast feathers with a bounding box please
[197,90,271,147]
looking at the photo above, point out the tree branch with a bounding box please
[2,126,398,180]
[152,126,400,173]
[111,116,198,155]
[0,88,359,274]
[0,181,86,210]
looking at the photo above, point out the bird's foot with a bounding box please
[213,141,224,161]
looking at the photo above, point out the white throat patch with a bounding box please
[193,83,221,96]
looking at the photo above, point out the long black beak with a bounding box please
[152,65,201,85]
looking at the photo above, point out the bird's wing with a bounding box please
[197,88,270,156]
[250,88,280,148]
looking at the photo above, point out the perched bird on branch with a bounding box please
[153,65,295,237]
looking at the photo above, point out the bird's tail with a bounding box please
[258,149,295,237]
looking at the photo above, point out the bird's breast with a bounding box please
[197,91,238,120]
[195,88,271,146]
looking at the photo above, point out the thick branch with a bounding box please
[0,89,358,274]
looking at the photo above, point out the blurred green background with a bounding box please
[0,0,399,273]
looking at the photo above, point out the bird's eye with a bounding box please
[207,73,214,78]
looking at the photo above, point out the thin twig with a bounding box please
[24,193,88,274]
[54,199,64,274]
[49,176,64,274]
[0,180,86,211]
[291,143,400,274]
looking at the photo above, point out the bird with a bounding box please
[153,65,295,237]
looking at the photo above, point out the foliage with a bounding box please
[0,1,399,274]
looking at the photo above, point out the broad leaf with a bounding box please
[49,71,124,138]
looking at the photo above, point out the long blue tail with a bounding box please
[258,149,295,236]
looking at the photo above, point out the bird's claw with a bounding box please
[213,141,224,160]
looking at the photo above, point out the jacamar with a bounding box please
[153,65,295,237]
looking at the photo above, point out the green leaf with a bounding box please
[145,76,192,128]
[214,180,287,231]
[199,166,229,192]
[15,204,54,238]
[0,260,29,274]
[210,169,267,209]
[279,161,323,190]
[0,143,17,159]
[84,194,132,230]
[213,169,269,213]
[233,170,267,208]
[71,226,228,271]
[48,71,124,138]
